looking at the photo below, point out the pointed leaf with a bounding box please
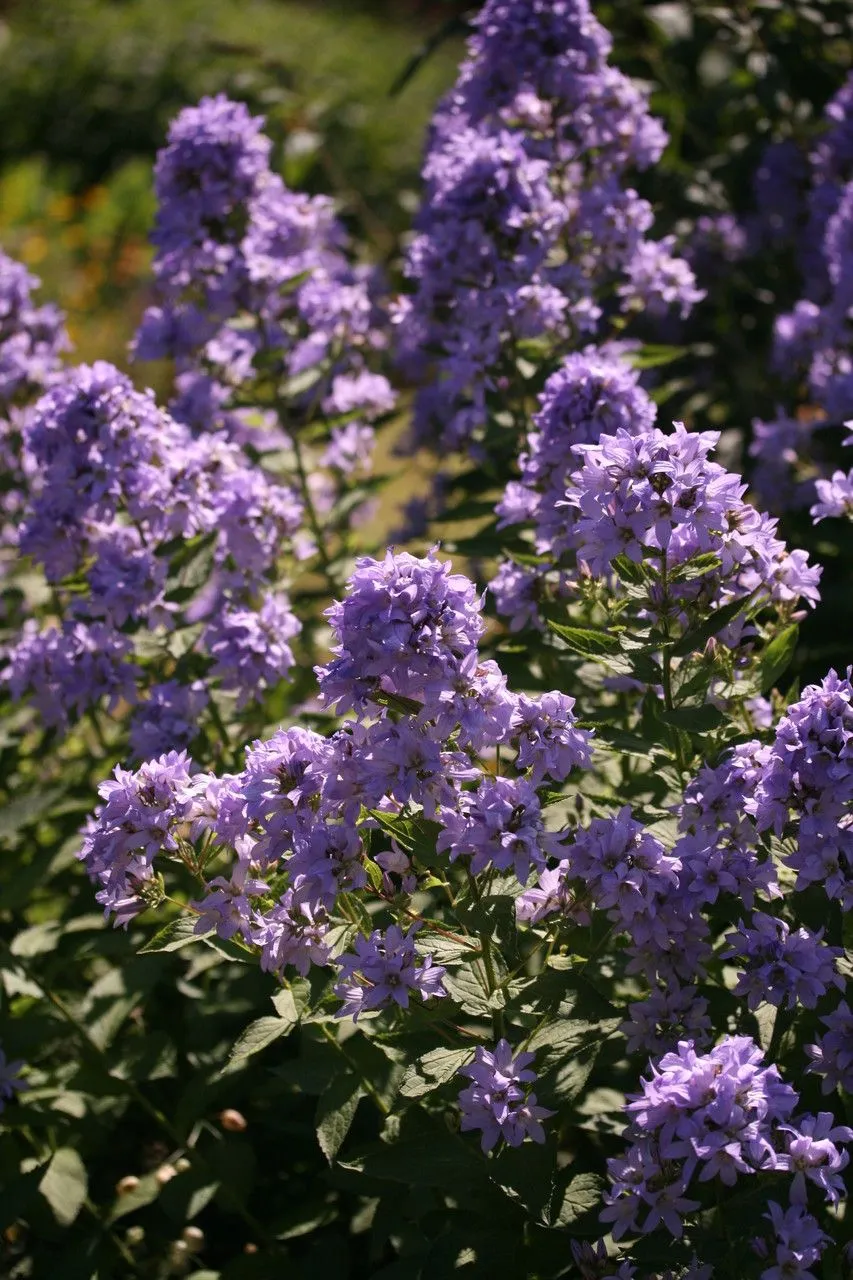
[546,621,621,658]
[38,1148,88,1227]
[399,1047,474,1099]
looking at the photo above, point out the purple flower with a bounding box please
[602,1036,798,1240]
[3,619,138,730]
[79,751,196,925]
[0,1047,28,1111]
[780,1112,852,1205]
[753,1202,829,1280]
[0,250,68,414]
[620,984,712,1057]
[129,680,208,762]
[457,1038,553,1153]
[334,924,447,1021]
[191,861,269,942]
[510,690,594,782]
[203,592,301,707]
[437,776,560,882]
[251,888,330,976]
[722,913,843,1012]
[317,549,484,714]
[806,1000,853,1093]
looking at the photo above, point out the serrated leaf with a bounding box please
[546,621,621,657]
[271,977,311,1028]
[138,917,211,954]
[443,964,495,1015]
[548,1171,604,1227]
[38,1148,88,1227]
[399,1046,474,1099]
[315,1073,363,1163]
[224,1016,288,1071]
[758,624,799,693]
[611,554,646,586]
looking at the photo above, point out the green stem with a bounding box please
[465,869,505,1041]
[659,554,688,782]
[319,1024,390,1116]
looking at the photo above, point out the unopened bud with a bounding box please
[182,1226,204,1251]
[174,1156,191,1173]
[219,1108,247,1132]
[156,1164,178,1185]
[244,1242,259,1254]
[116,1175,140,1196]
[125,1226,145,1246]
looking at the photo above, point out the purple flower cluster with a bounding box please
[601,1037,849,1241]
[457,1039,553,1153]
[722,912,843,1012]
[492,363,819,633]
[806,1001,853,1094]
[136,93,392,445]
[750,669,853,911]
[79,751,196,924]
[437,776,561,882]
[3,361,304,738]
[395,0,699,452]
[334,924,447,1021]
[752,1202,830,1280]
[752,74,853,510]
[0,250,67,413]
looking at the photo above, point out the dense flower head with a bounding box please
[317,549,485,714]
[251,888,330,976]
[203,592,301,708]
[753,1202,830,1280]
[509,349,657,527]
[562,806,681,927]
[2,619,137,731]
[563,423,820,616]
[128,679,208,762]
[602,1037,800,1240]
[510,690,594,783]
[334,923,447,1021]
[437,775,559,882]
[239,726,333,867]
[619,984,712,1058]
[138,93,393,449]
[395,0,696,453]
[79,751,196,926]
[457,1039,553,1153]
[752,668,853,909]
[806,1000,853,1094]
[0,250,68,413]
[722,912,843,1011]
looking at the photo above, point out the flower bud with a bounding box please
[155,1164,178,1185]
[125,1226,145,1246]
[244,1242,259,1254]
[174,1156,191,1173]
[218,1108,248,1132]
[116,1175,140,1196]
[182,1226,204,1252]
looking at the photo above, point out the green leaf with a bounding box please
[223,1016,289,1071]
[107,1172,163,1224]
[659,703,724,732]
[315,1073,363,1163]
[546,621,621,658]
[758,624,799,693]
[271,977,311,1026]
[38,1148,88,1227]
[138,916,210,953]
[671,591,759,657]
[628,343,687,370]
[443,964,497,1015]
[0,786,67,840]
[399,1046,474,1099]
[547,1171,605,1228]
[611,554,646,585]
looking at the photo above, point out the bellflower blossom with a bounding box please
[0,1047,28,1111]
[601,1037,799,1240]
[202,592,301,707]
[437,776,561,882]
[457,1039,553,1153]
[806,1001,853,1094]
[136,93,393,445]
[751,669,853,911]
[396,0,698,453]
[722,913,843,1012]
[334,924,447,1021]
[317,549,485,715]
[752,1202,830,1280]
[79,751,196,925]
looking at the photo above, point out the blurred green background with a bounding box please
[0,0,469,363]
